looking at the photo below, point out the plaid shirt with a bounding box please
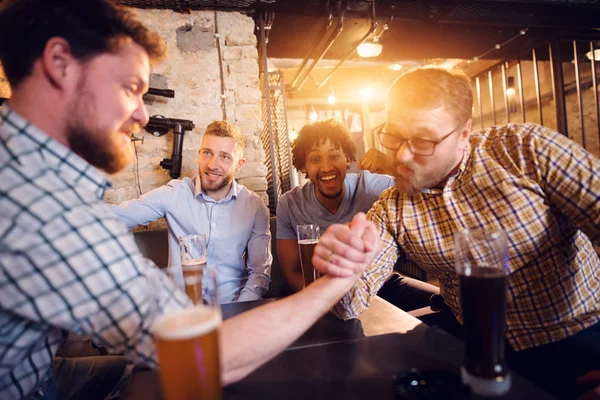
[333,123,600,351]
[0,107,190,398]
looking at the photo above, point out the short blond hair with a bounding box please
[204,120,244,150]
[388,66,473,125]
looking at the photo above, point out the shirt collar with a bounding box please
[0,106,111,198]
[421,142,471,195]
[193,174,239,202]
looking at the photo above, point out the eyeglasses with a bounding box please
[377,125,461,156]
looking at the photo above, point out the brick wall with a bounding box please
[103,9,267,215]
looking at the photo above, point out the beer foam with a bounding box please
[298,239,319,245]
[154,306,221,340]
[181,258,206,267]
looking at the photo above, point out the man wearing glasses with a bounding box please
[317,66,600,398]
[276,119,439,313]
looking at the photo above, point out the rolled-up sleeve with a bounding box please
[110,181,180,229]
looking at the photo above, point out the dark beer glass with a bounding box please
[455,229,511,396]
[297,224,320,288]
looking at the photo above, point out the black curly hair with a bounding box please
[291,119,357,174]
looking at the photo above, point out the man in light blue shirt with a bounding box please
[112,121,271,303]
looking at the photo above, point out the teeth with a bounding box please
[321,175,336,182]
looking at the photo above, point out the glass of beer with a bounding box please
[455,229,511,396]
[179,234,207,305]
[297,224,320,288]
[154,268,222,400]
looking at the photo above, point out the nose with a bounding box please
[132,99,150,127]
[395,142,414,164]
[207,155,217,169]
[319,158,334,172]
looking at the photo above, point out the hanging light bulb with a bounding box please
[328,87,336,104]
[309,105,318,122]
[586,49,600,61]
[357,39,383,58]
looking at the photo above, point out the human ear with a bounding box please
[40,37,75,89]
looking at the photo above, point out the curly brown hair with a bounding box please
[0,0,166,88]
[291,119,357,172]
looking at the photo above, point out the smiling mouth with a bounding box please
[320,174,337,182]
[205,171,222,179]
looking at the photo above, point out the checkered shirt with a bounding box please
[333,123,600,351]
[0,107,190,398]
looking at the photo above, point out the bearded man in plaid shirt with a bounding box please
[314,66,600,399]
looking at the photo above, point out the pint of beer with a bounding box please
[455,229,511,396]
[297,224,320,287]
[182,259,206,305]
[154,305,222,400]
[179,234,207,305]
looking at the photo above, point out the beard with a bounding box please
[317,186,343,199]
[68,125,132,174]
[200,168,234,194]
[66,77,133,174]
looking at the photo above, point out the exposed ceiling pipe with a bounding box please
[315,1,382,90]
[289,0,334,89]
[294,0,347,91]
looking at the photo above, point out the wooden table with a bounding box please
[223,297,555,400]
[222,296,421,351]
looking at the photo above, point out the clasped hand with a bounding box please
[312,212,381,278]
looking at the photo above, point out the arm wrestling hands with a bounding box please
[312,212,381,278]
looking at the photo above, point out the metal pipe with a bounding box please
[517,60,526,122]
[278,70,294,191]
[295,1,347,91]
[476,76,484,129]
[573,40,586,148]
[502,63,510,123]
[488,70,496,125]
[316,2,380,90]
[550,39,568,135]
[259,12,279,214]
[289,1,334,89]
[214,10,227,120]
[591,41,600,147]
[532,48,543,125]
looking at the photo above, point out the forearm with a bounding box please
[219,275,356,385]
[330,277,371,320]
[237,272,271,302]
[110,201,164,228]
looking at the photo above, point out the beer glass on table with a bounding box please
[179,234,207,305]
[297,224,320,288]
[154,268,222,400]
[454,229,511,396]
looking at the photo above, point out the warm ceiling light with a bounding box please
[388,63,403,71]
[357,41,383,58]
[309,106,318,122]
[586,49,600,61]
[328,87,336,104]
[359,87,374,99]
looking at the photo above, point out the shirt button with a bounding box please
[444,192,452,198]
[211,222,216,227]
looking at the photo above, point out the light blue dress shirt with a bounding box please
[111,176,272,303]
